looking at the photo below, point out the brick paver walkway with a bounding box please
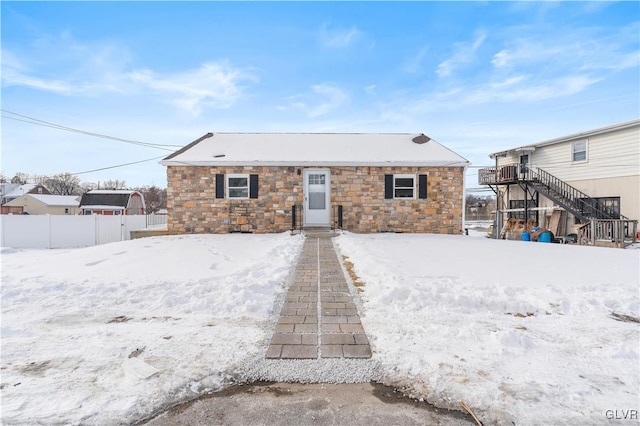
[266,233,372,359]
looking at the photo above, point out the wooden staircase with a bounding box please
[524,166,637,247]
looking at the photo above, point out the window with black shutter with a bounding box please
[418,174,427,199]
[249,174,259,199]
[215,174,225,198]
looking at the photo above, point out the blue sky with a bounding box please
[2,1,639,190]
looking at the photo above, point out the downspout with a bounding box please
[462,164,467,234]
[494,154,501,238]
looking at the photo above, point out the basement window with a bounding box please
[571,140,588,163]
[394,174,416,199]
[227,174,249,199]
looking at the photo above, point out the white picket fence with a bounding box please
[0,214,167,249]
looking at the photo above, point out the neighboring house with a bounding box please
[478,119,639,246]
[160,132,469,234]
[78,190,145,215]
[1,183,51,205]
[4,194,80,215]
[1,206,24,215]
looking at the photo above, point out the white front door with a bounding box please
[303,169,330,226]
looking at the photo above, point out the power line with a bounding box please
[72,155,167,175]
[1,109,183,151]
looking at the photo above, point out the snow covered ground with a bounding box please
[335,233,640,425]
[1,231,638,425]
[1,233,304,425]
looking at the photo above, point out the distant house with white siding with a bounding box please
[1,183,51,205]
[478,119,639,246]
[4,194,80,215]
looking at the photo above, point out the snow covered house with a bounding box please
[4,194,80,215]
[478,119,639,247]
[1,183,51,205]
[78,190,145,215]
[160,133,469,234]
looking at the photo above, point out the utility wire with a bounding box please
[1,109,183,151]
[72,155,167,175]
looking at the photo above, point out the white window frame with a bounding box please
[393,174,416,199]
[571,140,588,163]
[226,174,250,199]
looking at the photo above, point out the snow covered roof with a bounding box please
[2,184,46,198]
[160,133,469,167]
[28,194,80,206]
[88,190,138,195]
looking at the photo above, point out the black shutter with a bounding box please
[418,175,427,199]
[249,174,259,199]
[384,174,394,199]
[215,174,224,198]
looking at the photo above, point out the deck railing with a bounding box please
[478,163,520,184]
[526,167,623,222]
[578,219,638,248]
[479,164,626,222]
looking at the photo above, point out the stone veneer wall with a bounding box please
[166,165,464,234]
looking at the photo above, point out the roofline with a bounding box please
[174,132,423,135]
[86,190,141,194]
[160,160,470,167]
[489,118,640,158]
[162,132,214,161]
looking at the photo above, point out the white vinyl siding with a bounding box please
[494,124,639,221]
[497,125,639,182]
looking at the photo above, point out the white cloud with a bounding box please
[1,33,258,115]
[492,22,640,73]
[319,23,364,48]
[464,75,601,104]
[288,83,349,117]
[2,56,76,94]
[128,62,258,115]
[1,48,74,94]
[436,31,486,78]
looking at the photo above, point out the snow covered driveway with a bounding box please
[1,233,304,425]
[334,233,639,425]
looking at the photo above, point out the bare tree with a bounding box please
[465,194,495,221]
[135,185,167,213]
[80,181,98,193]
[0,171,7,183]
[45,173,82,195]
[10,172,30,184]
[101,179,127,190]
